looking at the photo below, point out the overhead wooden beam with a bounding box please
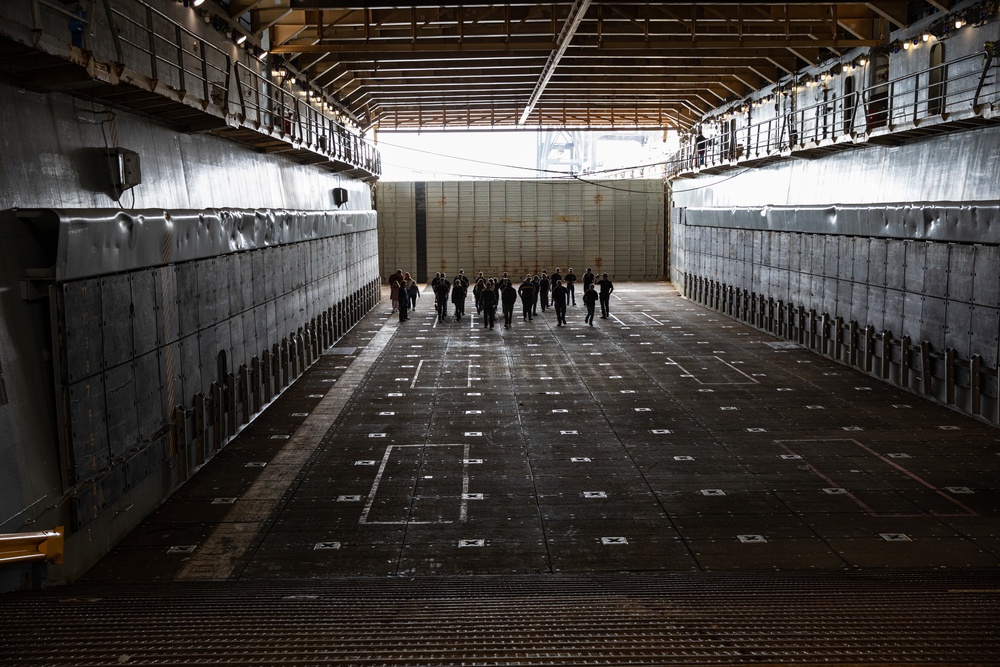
[519,0,591,125]
[864,2,908,28]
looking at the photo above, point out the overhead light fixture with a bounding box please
[955,18,964,29]
[903,41,910,50]
[236,33,247,45]
[922,32,930,42]
[858,57,867,66]
[192,0,206,6]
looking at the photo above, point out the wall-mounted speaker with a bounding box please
[333,187,349,207]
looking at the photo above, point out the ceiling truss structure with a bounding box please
[240,1,924,131]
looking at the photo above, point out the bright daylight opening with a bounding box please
[374,129,680,181]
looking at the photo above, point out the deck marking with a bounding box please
[175,315,397,581]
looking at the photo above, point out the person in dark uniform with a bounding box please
[434,273,451,321]
[583,267,596,294]
[480,283,497,329]
[398,281,410,322]
[551,279,568,326]
[451,277,467,321]
[518,276,536,322]
[582,284,598,326]
[597,273,614,318]
[473,278,486,313]
[501,281,518,328]
[565,268,578,306]
[538,271,550,312]
[530,274,541,316]
[550,268,562,294]
[407,279,420,310]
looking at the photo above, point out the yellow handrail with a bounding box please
[0,526,64,566]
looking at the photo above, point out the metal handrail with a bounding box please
[676,48,999,175]
[0,526,64,566]
[233,62,381,176]
[28,0,380,178]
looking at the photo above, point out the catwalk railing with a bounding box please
[17,0,380,178]
[673,47,999,175]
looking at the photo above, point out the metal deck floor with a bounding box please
[4,283,999,666]
[85,282,1000,580]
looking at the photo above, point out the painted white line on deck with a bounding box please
[175,316,398,581]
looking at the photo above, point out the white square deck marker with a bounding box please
[337,495,362,502]
[634,408,651,412]
[167,545,198,554]
[583,491,607,499]
[462,493,484,500]
[354,460,376,466]
[458,539,485,548]
[368,433,386,438]
[673,456,694,461]
[601,537,628,545]
[314,542,341,550]
[570,457,592,463]
[212,497,237,504]
[560,430,578,435]
[464,432,483,437]
[701,489,726,496]
[737,535,766,544]
[379,411,395,416]
[270,435,291,440]
[880,533,912,542]
[245,462,267,468]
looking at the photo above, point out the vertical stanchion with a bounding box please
[945,348,956,405]
[880,331,891,379]
[971,354,981,415]
[920,341,933,395]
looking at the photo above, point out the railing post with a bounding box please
[145,6,157,81]
[175,24,185,93]
[200,39,210,102]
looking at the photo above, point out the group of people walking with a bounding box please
[388,267,615,329]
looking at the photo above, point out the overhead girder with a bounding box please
[249,1,924,129]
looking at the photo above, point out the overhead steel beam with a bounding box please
[517,0,590,126]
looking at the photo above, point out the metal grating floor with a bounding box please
[3,283,999,665]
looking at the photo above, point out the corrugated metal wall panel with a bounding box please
[377,180,665,282]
